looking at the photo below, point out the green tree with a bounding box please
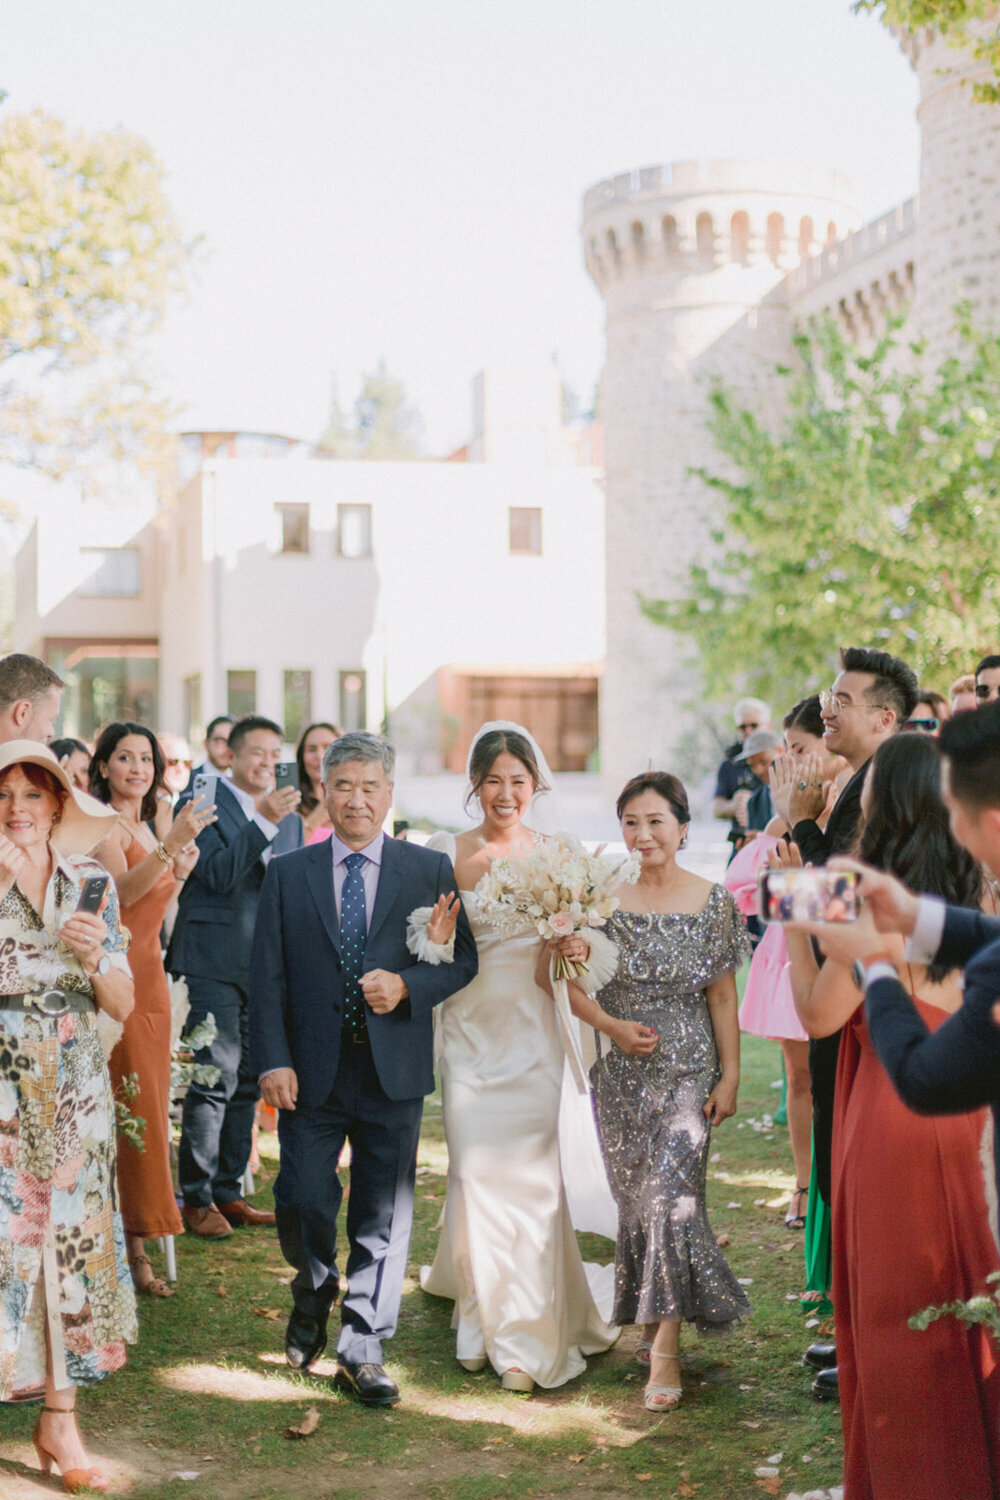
[642,311,1000,702]
[855,1,1000,102]
[354,359,423,460]
[0,107,189,493]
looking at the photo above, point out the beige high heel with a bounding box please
[644,1351,682,1412]
[500,1368,535,1393]
[32,1407,110,1494]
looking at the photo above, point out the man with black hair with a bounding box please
[974,653,1000,707]
[769,645,918,1398]
[810,700,1000,1223]
[169,714,304,1239]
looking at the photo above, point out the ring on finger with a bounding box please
[797,780,807,791]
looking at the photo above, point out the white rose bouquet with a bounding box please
[474,835,639,1094]
[475,832,639,976]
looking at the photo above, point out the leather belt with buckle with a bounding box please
[1,989,95,1016]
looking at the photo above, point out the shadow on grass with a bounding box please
[0,1036,843,1499]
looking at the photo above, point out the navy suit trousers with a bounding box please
[274,1039,423,1364]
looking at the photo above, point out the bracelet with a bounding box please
[154,842,172,865]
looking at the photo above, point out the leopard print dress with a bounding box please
[0,853,137,1399]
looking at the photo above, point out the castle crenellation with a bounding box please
[585,24,1000,795]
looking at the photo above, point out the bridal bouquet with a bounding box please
[475,833,640,981]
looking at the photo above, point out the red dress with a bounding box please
[108,838,184,1238]
[832,999,1000,1499]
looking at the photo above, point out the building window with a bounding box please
[78,548,141,597]
[227,669,257,718]
[283,670,312,745]
[339,670,367,732]
[278,503,310,554]
[337,504,372,558]
[184,673,202,744]
[509,507,542,556]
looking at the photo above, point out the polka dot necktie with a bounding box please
[341,851,368,1036]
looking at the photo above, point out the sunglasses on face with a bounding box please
[904,718,939,733]
[737,722,760,733]
[975,684,999,700]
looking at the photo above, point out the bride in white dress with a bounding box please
[419,722,618,1392]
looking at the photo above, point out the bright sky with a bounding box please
[4,0,919,455]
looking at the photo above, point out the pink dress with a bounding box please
[724,835,808,1043]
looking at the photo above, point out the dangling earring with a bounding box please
[51,812,62,825]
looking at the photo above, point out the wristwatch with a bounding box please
[85,952,111,978]
[851,952,896,991]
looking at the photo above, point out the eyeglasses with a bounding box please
[819,690,889,715]
[904,718,939,734]
[975,683,999,700]
[737,721,760,733]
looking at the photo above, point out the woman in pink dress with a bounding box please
[725,695,845,1226]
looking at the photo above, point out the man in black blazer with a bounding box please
[799,702,1000,1227]
[168,714,303,1239]
[249,732,477,1407]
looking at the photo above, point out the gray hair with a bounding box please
[322,731,395,783]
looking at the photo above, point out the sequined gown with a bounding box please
[420,836,618,1387]
[593,886,752,1330]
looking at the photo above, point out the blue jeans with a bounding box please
[177,976,259,1207]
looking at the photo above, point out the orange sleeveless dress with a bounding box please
[832,999,1000,1499]
[108,837,184,1238]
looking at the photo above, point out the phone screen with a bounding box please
[757,867,859,924]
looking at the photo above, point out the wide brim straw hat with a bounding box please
[0,740,118,855]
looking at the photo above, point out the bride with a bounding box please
[419,722,618,1392]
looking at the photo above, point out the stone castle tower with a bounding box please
[584,26,1000,795]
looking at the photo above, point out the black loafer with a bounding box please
[285,1312,327,1371]
[334,1360,400,1407]
[803,1342,837,1371]
[811,1366,839,1402]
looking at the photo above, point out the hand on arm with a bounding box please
[560,961,658,1058]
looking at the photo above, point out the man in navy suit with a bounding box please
[169,714,303,1240]
[249,732,477,1407]
[792,701,1000,1226]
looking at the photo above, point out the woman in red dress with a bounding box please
[784,733,1000,1500]
[91,722,215,1295]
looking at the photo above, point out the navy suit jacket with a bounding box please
[865,904,1000,1216]
[247,834,478,1106]
[166,779,304,989]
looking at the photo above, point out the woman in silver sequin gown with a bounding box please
[565,771,752,1410]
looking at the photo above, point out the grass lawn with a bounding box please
[0,1033,842,1499]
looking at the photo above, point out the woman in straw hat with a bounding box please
[0,741,136,1494]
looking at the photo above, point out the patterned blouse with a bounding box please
[0,851,131,1003]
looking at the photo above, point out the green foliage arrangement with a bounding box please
[642,310,1000,702]
[855,1,1000,103]
[173,1011,221,1092]
[113,1071,145,1153]
[911,1270,1000,1338]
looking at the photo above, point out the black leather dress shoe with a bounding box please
[803,1342,837,1371]
[811,1365,839,1402]
[334,1360,400,1407]
[285,1312,327,1371]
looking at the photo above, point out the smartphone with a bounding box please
[76,873,110,915]
[275,762,300,793]
[757,867,860,925]
[191,771,217,811]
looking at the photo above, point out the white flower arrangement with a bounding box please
[475,833,640,981]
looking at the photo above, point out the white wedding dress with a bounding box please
[419,833,619,1387]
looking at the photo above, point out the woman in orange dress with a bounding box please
[783,733,1000,1500]
[91,722,216,1295]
